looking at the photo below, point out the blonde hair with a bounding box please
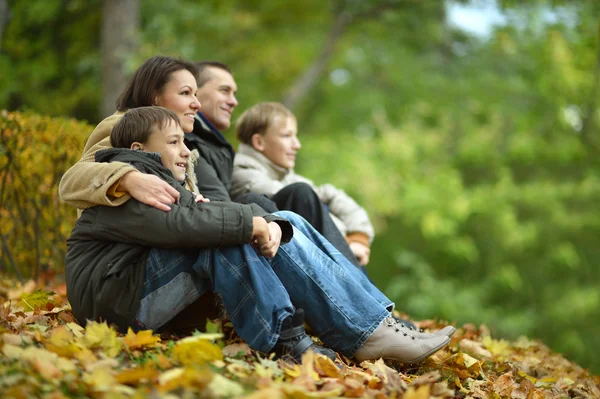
[236,102,296,145]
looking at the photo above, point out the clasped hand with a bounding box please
[251,217,282,258]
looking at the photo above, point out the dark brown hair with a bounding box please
[236,102,296,145]
[192,61,232,87]
[116,56,198,112]
[111,106,181,149]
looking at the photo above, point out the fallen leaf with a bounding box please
[18,290,55,311]
[79,321,121,357]
[123,328,161,350]
[222,342,252,357]
[158,366,213,392]
[172,335,223,365]
[115,366,159,385]
[208,373,245,397]
[459,338,493,359]
[403,385,431,399]
[314,354,340,378]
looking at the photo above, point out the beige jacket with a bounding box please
[58,112,200,213]
[232,144,374,244]
[59,112,134,210]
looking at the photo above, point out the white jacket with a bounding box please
[232,144,374,244]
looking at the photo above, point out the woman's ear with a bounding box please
[130,142,144,151]
[251,133,264,151]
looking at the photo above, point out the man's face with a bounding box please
[134,121,190,182]
[195,67,238,131]
[255,116,301,169]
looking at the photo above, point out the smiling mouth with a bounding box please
[175,162,187,169]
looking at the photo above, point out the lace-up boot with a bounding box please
[273,309,336,362]
[398,322,456,339]
[354,316,450,363]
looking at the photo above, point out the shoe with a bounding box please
[413,325,456,339]
[354,316,450,363]
[272,309,336,362]
[393,316,456,339]
[392,315,418,330]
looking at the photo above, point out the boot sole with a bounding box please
[383,337,450,364]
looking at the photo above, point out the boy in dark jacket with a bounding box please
[66,107,451,364]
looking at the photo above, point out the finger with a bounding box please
[148,199,171,212]
[164,184,181,202]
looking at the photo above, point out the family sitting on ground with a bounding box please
[60,56,455,363]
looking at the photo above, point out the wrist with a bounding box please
[119,170,141,193]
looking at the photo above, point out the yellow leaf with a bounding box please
[82,367,116,392]
[158,366,213,392]
[123,328,161,350]
[403,385,431,399]
[66,322,85,338]
[172,336,223,366]
[482,336,510,357]
[45,326,81,358]
[242,387,285,399]
[314,354,340,378]
[208,374,245,397]
[80,321,122,357]
[18,289,55,311]
[115,366,159,385]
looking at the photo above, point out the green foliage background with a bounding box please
[1,0,599,373]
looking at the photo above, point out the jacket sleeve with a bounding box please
[314,183,375,244]
[59,114,137,210]
[79,200,257,248]
[232,166,302,198]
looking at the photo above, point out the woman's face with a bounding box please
[154,69,201,133]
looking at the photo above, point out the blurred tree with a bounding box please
[0,0,8,51]
[101,0,140,118]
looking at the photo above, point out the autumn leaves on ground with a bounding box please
[0,278,598,399]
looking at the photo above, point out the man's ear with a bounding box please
[130,142,144,151]
[251,133,265,151]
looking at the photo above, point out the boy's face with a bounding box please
[133,120,190,182]
[254,115,300,169]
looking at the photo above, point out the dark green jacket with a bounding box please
[184,113,236,202]
[65,148,292,332]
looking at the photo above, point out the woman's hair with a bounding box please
[116,56,198,112]
[236,102,296,145]
[111,106,181,149]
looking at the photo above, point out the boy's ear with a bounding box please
[130,142,144,151]
[251,133,265,151]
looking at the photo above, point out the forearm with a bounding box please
[59,157,136,209]
[85,201,256,248]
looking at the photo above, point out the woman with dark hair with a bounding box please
[61,56,453,363]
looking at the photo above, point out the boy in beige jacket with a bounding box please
[232,102,374,267]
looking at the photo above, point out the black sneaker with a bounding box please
[272,309,336,362]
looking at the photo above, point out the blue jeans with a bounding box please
[136,213,393,357]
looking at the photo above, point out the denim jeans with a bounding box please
[136,213,393,357]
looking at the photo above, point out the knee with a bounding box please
[275,210,308,225]
[284,182,318,199]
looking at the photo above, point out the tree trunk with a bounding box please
[101,0,140,118]
[0,0,8,52]
[281,11,352,111]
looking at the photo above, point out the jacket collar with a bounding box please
[237,143,292,179]
[188,112,232,148]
